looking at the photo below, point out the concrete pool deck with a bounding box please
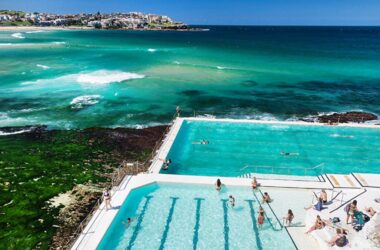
[72,117,380,250]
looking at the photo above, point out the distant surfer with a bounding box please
[192,139,209,145]
[281,152,299,156]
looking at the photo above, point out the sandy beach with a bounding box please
[0,26,93,31]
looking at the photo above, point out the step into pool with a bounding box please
[162,120,380,177]
[97,183,295,250]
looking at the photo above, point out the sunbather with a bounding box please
[365,207,377,217]
[304,197,324,211]
[306,215,326,234]
[327,228,348,247]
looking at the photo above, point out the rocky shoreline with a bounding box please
[0,125,167,249]
[300,111,379,124]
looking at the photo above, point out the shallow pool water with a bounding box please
[97,183,295,250]
[163,120,380,177]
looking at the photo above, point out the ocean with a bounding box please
[1,26,380,129]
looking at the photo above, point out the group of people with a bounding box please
[215,177,295,229]
[305,190,378,247]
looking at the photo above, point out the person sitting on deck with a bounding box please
[306,215,326,234]
[283,209,294,226]
[251,177,260,190]
[304,197,325,211]
[215,179,222,191]
[320,189,328,204]
[326,228,348,247]
[262,192,272,203]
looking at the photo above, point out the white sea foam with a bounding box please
[11,32,25,39]
[76,70,145,85]
[36,64,50,70]
[0,42,65,48]
[0,129,32,136]
[216,66,226,70]
[70,95,101,109]
[173,61,181,65]
[51,41,66,45]
[147,48,157,52]
[0,112,33,127]
[26,30,46,34]
[21,70,145,88]
[329,133,354,138]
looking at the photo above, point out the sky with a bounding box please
[1,0,380,26]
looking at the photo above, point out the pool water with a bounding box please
[163,120,380,177]
[97,183,295,250]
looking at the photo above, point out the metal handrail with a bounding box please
[240,163,325,176]
[254,190,283,231]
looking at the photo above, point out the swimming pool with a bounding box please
[162,120,380,177]
[97,183,296,250]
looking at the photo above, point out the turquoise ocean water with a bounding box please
[1,26,380,129]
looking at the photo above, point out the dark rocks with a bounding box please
[301,111,378,124]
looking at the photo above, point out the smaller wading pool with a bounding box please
[97,183,296,250]
[162,120,380,177]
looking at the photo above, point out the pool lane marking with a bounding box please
[329,175,340,187]
[344,175,355,187]
[221,199,230,250]
[357,174,369,186]
[126,195,153,250]
[193,198,204,250]
[158,197,179,250]
[245,200,263,250]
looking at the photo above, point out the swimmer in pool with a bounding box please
[281,152,299,156]
[192,140,209,145]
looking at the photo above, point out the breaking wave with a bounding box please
[147,48,157,52]
[70,95,101,109]
[21,70,145,87]
[11,32,25,39]
[26,30,46,34]
[36,64,50,70]
[76,70,145,85]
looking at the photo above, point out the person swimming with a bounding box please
[192,139,209,145]
[229,195,235,207]
[280,152,299,156]
[160,158,172,170]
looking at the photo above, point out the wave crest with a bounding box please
[11,32,25,39]
[36,64,50,70]
[70,95,101,109]
[76,70,145,85]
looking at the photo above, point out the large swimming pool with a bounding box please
[97,183,295,250]
[162,120,380,177]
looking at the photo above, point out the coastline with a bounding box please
[0,25,206,32]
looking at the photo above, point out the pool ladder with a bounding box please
[240,163,325,177]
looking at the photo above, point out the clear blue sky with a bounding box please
[1,0,380,25]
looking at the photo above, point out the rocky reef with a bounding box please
[0,125,167,249]
[301,111,378,124]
